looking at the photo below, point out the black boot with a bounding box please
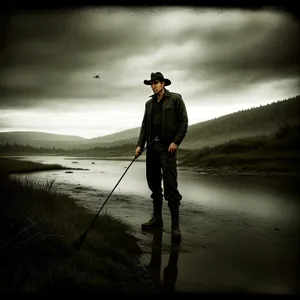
[169,204,181,240]
[141,200,163,231]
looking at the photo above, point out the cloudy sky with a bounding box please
[0,6,299,138]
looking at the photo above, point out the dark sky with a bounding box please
[0,7,299,138]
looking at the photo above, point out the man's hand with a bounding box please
[168,142,178,153]
[135,146,141,158]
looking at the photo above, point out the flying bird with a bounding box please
[93,73,100,79]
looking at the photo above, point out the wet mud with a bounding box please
[46,180,299,295]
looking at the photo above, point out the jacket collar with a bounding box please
[149,88,170,99]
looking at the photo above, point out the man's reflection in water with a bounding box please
[163,237,181,291]
[147,229,181,292]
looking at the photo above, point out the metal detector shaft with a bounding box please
[72,135,160,250]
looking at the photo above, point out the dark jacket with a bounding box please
[136,88,188,150]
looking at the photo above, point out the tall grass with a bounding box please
[0,161,159,294]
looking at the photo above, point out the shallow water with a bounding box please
[8,155,300,295]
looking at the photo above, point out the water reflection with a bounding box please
[147,230,181,292]
[163,238,181,292]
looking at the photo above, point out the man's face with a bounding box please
[151,80,164,94]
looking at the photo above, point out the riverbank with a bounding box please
[177,165,299,178]
[0,157,163,294]
[0,156,90,174]
[178,123,300,177]
[1,127,299,178]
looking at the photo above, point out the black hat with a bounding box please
[144,72,171,86]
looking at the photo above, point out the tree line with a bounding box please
[0,141,137,155]
[185,95,300,140]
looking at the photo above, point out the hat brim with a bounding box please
[144,78,171,86]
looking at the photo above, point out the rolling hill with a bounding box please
[0,131,87,149]
[73,94,300,150]
[178,95,300,149]
[0,95,299,150]
[84,127,141,144]
[0,131,86,142]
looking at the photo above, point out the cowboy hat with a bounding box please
[144,72,171,86]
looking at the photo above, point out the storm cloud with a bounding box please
[0,6,299,137]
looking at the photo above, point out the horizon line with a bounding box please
[0,94,299,139]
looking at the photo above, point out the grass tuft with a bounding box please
[0,159,159,294]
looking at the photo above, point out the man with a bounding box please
[135,72,188,239]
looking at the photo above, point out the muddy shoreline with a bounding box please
[9,168,299,295]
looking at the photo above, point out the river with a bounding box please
[8,155,300,295]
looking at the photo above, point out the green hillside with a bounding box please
[180,95,300,149]
[85,127,141,144]
[83,95,300,150]
[178,122,300,174]
[0,131,86,142]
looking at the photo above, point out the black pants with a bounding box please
[146,141,182,207]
